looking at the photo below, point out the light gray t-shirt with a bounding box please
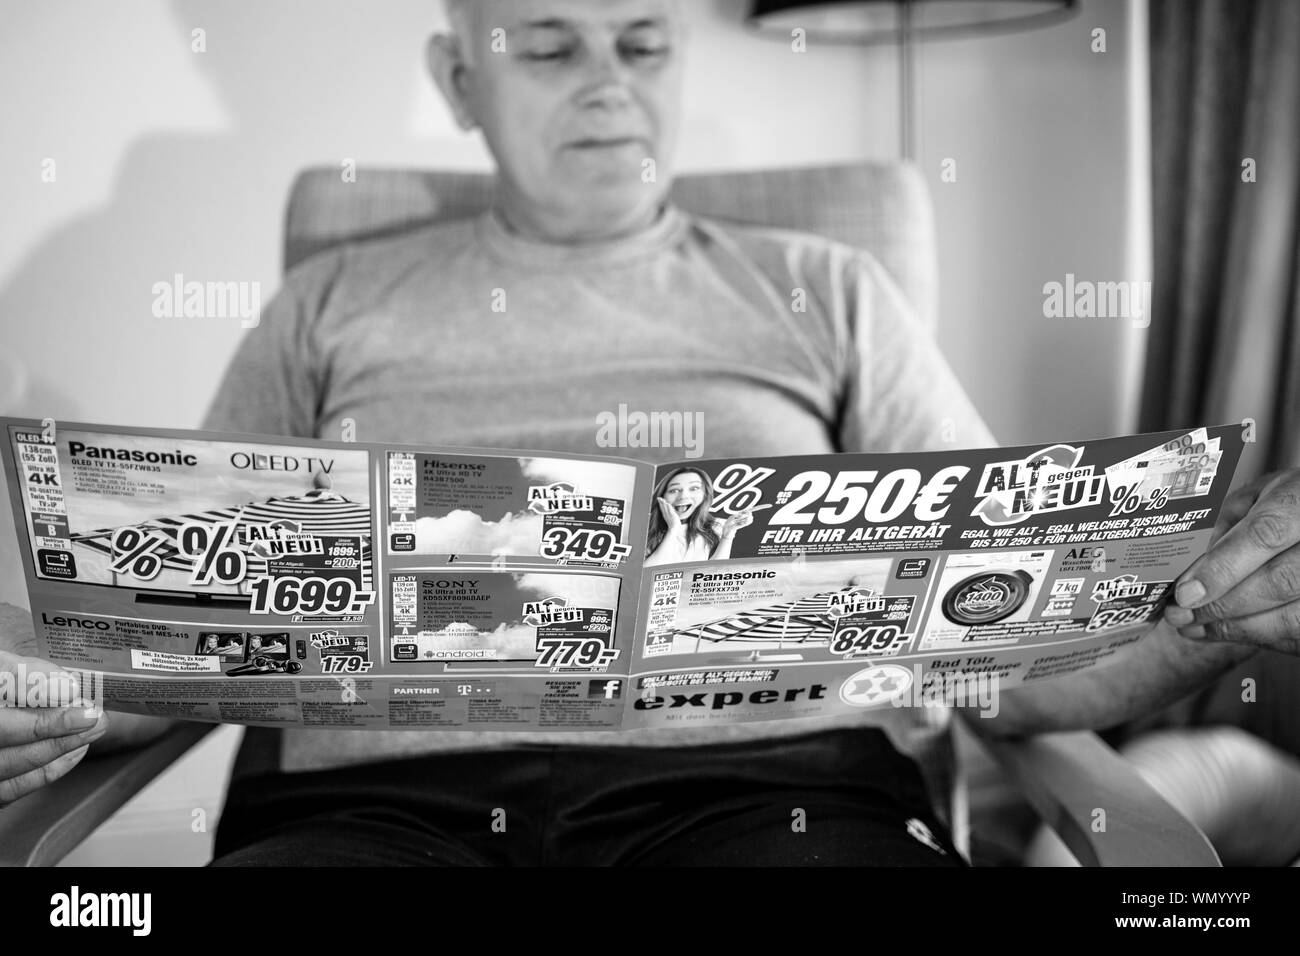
[203,203,995,805]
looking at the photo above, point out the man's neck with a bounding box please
[493,190,666,245]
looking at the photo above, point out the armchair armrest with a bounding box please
[0,721,216,867]
[983,730,1221,866]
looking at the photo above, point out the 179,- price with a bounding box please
[770,466,968,525]
[320,655,372,674]
[248,576,376,616]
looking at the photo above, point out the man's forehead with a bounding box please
[472,0,681,31]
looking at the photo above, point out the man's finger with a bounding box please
[0,602,39,657]
[1206,473,1272,547]
[1174,474,1300,610]
[0,743,93,808]
[1166,547,1300,626]
[1176,598,1300,657]
[0,647,88,698]
[0,716,107,781]
[0,705,101,747]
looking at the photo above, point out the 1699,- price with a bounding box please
[248,576,376,616]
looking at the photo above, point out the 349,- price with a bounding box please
[770,467,968,525]
[248,576,376,616]
[540,527,631,563]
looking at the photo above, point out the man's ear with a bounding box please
[426,33,477,131]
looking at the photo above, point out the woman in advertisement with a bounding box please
[644,466,754,567]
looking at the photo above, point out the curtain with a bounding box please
[1121,0,1300,767]
[1140,0,1300,478]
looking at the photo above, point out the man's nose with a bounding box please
[575,51,634,110]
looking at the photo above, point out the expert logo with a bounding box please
[839,664,914,707]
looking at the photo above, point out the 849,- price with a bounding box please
[829,624,908,657]
[248,576,376,616]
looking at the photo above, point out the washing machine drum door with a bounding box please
[941,569,1033,626]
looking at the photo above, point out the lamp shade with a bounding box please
[748,0,1077,43]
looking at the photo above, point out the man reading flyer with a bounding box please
[3,0,1299,866]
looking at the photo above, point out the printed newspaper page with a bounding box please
[1,418,1243,730]
[1,419,651,730]
[625,424,1244,728]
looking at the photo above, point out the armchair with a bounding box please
[0,161,1220,867]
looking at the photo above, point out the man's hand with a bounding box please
[1163,469,1300,655]
[0,646,109,806]
[0,601,176,806]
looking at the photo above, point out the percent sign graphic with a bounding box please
[109,527,171,581]
[180,520,248,586]
[710,463,775,515]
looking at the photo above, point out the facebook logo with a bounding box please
[587,679,622,700]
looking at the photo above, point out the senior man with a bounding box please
[4,0,1299,866]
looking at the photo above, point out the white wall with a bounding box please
[1,0,1143,864]
[915,0,1147,447]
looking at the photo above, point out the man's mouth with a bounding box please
[566,136,644,150]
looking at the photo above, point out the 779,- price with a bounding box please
[769,466,969,525]
[248,576,376,616]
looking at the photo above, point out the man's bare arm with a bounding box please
[960,618,1255,739]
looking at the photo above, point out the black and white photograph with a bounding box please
[0,0,1297,932]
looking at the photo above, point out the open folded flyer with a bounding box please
[1,418,1243,731]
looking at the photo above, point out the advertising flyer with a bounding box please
[0,417,1244,731]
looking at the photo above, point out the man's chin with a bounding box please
[558,190,668,235]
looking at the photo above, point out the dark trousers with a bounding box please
[210,727,963,866]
